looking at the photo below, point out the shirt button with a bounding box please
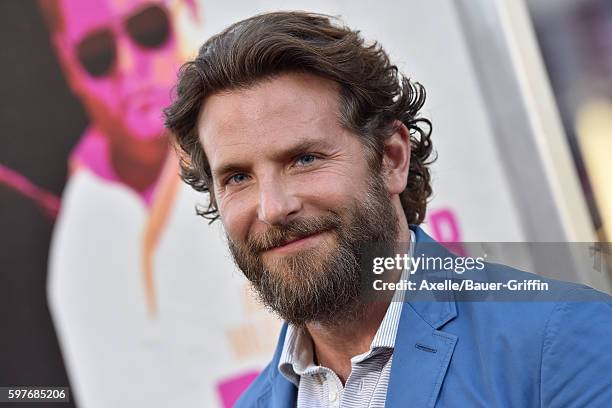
[329,390,338,402]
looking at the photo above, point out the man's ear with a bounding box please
[382,121,411,195]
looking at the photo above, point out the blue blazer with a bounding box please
[236,227,612,407]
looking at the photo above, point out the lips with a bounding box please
[263,231,326,253]
[275,233,317,248]
[249,216,341,254]
[121,86,170,112]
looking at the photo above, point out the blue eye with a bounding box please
[295,154,317,166]
[227,173,248,185]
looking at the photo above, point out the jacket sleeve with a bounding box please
[540,286,612,408]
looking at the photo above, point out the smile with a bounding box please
[265,232,327,255]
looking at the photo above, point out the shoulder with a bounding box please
[538,283,612,405]
[444,262,612,357]
[449,263,612,405]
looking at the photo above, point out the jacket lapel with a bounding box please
[260,324,297,408]
[266,376,297,408]
[385,227,459,407]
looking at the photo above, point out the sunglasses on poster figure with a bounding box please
[75,4,172,78]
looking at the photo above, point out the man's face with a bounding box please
[198,73,399,325]
[54,0,182,144]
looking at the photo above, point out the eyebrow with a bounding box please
[211,138,335,180]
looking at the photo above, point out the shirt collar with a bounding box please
[278,230,415,385]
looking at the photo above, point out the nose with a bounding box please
[115,34,136,76]
[257,178,302,226]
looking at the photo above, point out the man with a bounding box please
[38,0,190,201]
[39,0,200,314]
[164,11,612,407]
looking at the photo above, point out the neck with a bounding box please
[305,299,388,384]
[306,203,411,384]
[109,142,168,194]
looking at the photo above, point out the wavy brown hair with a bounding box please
[164,11,435,224]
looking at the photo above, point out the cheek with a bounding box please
[150,41,181,83]
[78,78,121,114]
[219,189,258,243]
[296,171,362,211]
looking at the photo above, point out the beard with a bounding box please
[227,173,399,326]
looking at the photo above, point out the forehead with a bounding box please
[57,0,164,42]
[198,73,342,156]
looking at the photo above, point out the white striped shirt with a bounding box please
[278,231,415,408]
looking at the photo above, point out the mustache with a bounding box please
[244,214,342,253]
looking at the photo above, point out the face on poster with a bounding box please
[41,0,197,197]
[58,0,176,135]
